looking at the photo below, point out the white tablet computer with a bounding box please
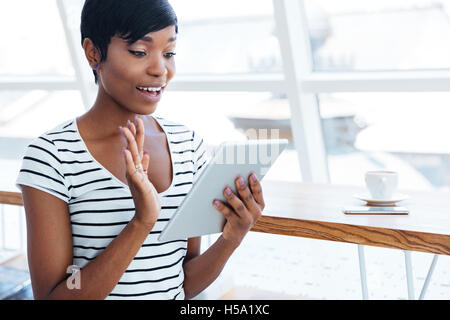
[158,139,289,242]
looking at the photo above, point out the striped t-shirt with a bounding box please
[15,115,208,300]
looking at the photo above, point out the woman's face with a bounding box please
[97,25,177,115]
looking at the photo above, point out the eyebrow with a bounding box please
[140,35,177,43]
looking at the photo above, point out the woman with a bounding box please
[15,0,265,300]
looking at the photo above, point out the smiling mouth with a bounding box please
[136,85,164,96]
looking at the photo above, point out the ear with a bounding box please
[82,38,101,69]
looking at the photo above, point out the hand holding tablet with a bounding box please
[212,172,265,248]
[158,139,288,241]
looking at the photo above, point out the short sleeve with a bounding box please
[15,135,70,203]
[192,130,210,185]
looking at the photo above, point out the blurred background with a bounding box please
[0,0,449,299]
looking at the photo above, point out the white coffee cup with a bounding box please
[365,171,398,200]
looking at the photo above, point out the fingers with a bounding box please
[213,174,264,219]
[221,185,249,219]
[234,175,261,218]
[123,149,142,181]
[126,116,145,161]
[134,116,145,160]
[212,200,237,222]
[120,125,141,167]
[120,117,150,184]
[127,119,136,136]
[142,151,150,174]
[248,172,265,211]
[212,175,264,247]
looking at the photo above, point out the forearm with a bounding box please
[47,218,152,300]
[182,235,238,300]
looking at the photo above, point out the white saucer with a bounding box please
[353,193,411,206]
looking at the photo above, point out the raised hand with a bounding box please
[212,173,265,248]
[120,116,161,229]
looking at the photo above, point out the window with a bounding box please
[0,0,74,77]
[319,92,450,190]
[171,0,281,75]
[304,0,450,71]
[296,0,450,190]
[155,90,301,182]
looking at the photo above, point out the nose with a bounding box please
[145,54,167,78]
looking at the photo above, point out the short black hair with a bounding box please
[80,0,178,84]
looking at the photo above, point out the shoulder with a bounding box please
[19,118,79,180]
[42,118,76,136]
[24,119,77,156]
[16,118,76,202]
[30,118,77,147]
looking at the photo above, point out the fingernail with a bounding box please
[251,173,257,183]
[225,187,231,195]
[119,126,123,134]
[238,177,244,186]
[214,200,221,207]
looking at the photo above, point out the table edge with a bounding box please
[253,215,450,255]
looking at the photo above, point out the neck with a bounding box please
[79,86,145,140]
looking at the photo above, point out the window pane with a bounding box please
[0,90,84,140]
[171,0,274,20]
[170,0,282,75]
[0,0,74,77]
[304,0,450,71]
[25,0,282,76]
[154,90,300,181]
[0,90,84,190]
[318,92,450,190]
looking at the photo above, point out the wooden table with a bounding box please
[252,180,450,299]
[254,181,450,255]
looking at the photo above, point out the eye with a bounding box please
[128,50,146,57]
[164,52,177,58]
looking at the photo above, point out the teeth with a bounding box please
[137,85,165,92]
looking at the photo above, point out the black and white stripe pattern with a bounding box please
[16,116,209,300]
